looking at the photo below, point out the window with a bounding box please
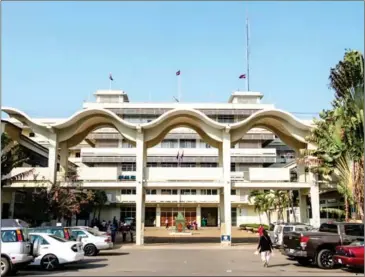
[71,230,86,238]
[181,189,196,195]
[29,235,49,245]
[201,189,217,195]
[121,189,136,195]
[147,163,158,167]
[120,163,136,171]
[161,139,178,148]
[217,115,234,123]
[161,189,178,195]
[344,225,364,236]
[146,189,157,195]
[1,230,18,242]
[283,226,294,233]
[121,141,134,148]
[29,132,35,137]
[319,223,338,233]
[230,163,236,172]
[75,152,81,158]
[161,163,177,168]
[180,163,196,167]
[180,139,196,148]
[231,189,236,195]
[200,163,217,168]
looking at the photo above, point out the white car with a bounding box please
[1,227,34,276]
[29,233,84,271]
[70,227,113,256]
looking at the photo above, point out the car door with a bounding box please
[29,235,51,258]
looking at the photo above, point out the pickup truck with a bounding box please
[282,222,364,269]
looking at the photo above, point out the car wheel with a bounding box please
[40,254,59,271]
[84,244,97,256]
[297,258,312,266]
[317,249,334,269]
[1,257,10,276]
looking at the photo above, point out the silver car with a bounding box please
[1,227,34,276]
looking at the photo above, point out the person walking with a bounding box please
[256,229,273,267]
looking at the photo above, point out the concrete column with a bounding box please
[135,130,147,245]
[297,160,307,183]
[219,191,225,228]
[236,207,240,227]
[10,191,16,219]
[218,145,223,167]
[48,135,58,185]
[221,129,232,245]
[59,142,69,180]
[156,206,161,227]
[196,205,201,228]
[310,184,320,228]
[298,189,308,224]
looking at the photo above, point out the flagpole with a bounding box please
[178,74,181,102]
[109,79,112,91]
[246,15,250,92]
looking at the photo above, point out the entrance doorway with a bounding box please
[160,207,196,227]
[201,207,218,227]
[145,207,156,227]
[231,207,237,227]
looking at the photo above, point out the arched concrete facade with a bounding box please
[2,106,316,245]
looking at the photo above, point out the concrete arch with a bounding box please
[2,107,53,138]
[231,109,311,151]
[2,107,138,144]
[142,108,226,148]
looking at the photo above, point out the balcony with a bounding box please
[81,147,277,158]
[145,167,222,181]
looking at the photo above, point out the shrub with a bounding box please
[239,223,269,230]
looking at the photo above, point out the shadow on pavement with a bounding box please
[97,252,130,256]
[267,263,291,268]
[20,262,108,276]
[143,236,258,244]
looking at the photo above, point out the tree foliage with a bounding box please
[304,50,364,220]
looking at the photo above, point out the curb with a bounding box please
[119,244,258,250]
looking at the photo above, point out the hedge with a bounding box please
[239,223,269,230]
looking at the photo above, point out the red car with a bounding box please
[334,240,364,269]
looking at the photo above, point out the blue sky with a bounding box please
[2,1,364,118]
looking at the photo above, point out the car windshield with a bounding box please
[48,235,68,242]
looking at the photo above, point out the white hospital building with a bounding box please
[2,89,322,245]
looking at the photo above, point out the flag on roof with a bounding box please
[176,70,181,76]
[109,73,114,81]
[239,74,246,79]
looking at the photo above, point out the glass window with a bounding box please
[180,139,196,148]
[217,115,234,123]
[344,225,364,236]
[161,139,178,148]
[231,189,236,195]
[146,189,157,195]
[172,189,178,195]
[121,189,136,195]
[1,230,18,242]
[283,226,294,233]
[71,230,86,238]
[319,223,338,233]
[120,163,136,171]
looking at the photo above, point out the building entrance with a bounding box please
[201,207,218,227]
[145,207,156,227]
[160,207,196,227]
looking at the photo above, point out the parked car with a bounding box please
[28,226,72,240]
[73,226,107,236]
[269,223,312,248]
[282,222,364,269]
[334,239,364,269]
[29,233,84,271]
[69,227,113,256]
[1,227,34,276]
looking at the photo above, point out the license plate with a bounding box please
[289,249,295,253]
[338,259,342,264]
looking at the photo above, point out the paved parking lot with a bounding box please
[19,248,362,276]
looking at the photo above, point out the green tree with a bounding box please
[303,50,364,221]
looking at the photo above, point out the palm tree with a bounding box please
[249,190,274,225]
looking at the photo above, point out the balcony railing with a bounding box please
[81,147,277,157]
